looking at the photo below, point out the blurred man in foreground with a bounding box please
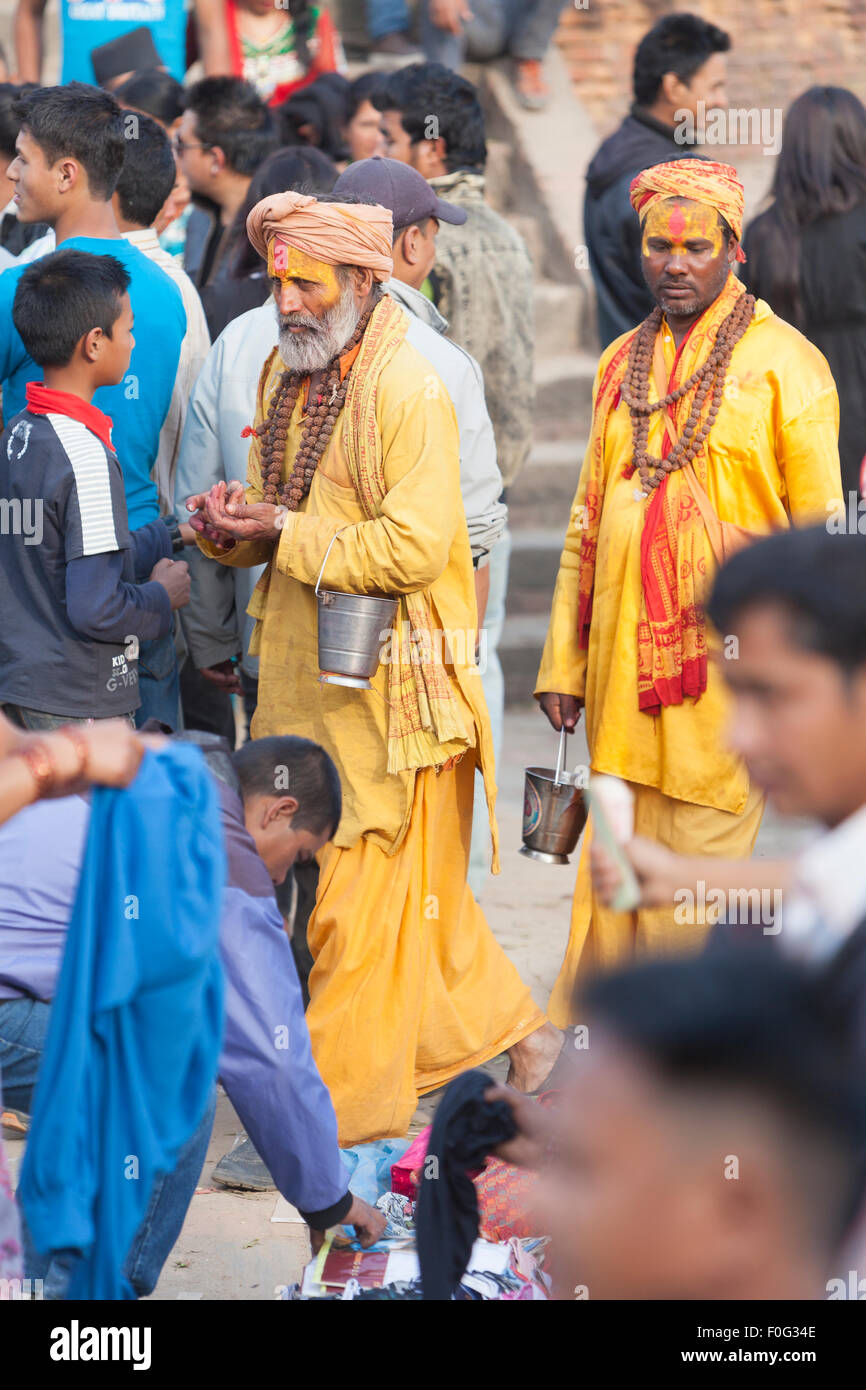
[492,945,865,1300]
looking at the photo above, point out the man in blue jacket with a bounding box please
[0,82,187,727]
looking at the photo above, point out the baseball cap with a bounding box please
[91,27,165,86]
[333,156,467,230]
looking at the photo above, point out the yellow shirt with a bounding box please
[199,340,495,854]
[536,298,843,814]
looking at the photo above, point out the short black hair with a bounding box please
[113,69,186,128]
[0,82,38,161]
[577,942,866,1251]
[185,77,277,177]
[13,248,130,367]
[633,14,731,108]
[346,70,387,123]
[374,62,486,174]
[392,214,432,245]
[12,82,126,200]
[115,110,176,227]
[232,735,342,837]
[276,74,351,162]
[708,525,866,676]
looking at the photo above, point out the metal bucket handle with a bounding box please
[554,725,570,786]
[315,528,348,598]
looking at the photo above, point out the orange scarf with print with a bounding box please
[342,294,470,775]
[578,274,747,713]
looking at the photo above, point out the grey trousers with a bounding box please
[420,0,566,66]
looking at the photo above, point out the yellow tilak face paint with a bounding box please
[641,199,724,258]
[267,239,340,307]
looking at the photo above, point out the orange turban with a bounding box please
[246,190,394,281]
[629,160,747,263]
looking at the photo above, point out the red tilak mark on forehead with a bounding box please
[667,205,686,238]
[273,239,288,273]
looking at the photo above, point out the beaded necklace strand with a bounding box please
[261,305,374,510]
[620,293,756,494]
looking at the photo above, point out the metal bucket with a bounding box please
[315,532,398,689]
[521,728,587,865]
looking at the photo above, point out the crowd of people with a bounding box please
[0,3,865,1307]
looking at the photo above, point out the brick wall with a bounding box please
[557,0,866,140]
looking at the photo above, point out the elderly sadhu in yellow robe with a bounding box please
[193,192,551,1144]
[537,161,844,1026]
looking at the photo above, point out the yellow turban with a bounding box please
[629,160,746,262]
[246,190,394,281]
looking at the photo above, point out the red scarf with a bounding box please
[25,382,115,453]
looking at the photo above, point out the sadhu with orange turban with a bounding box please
[186,188,558,1145]
[536,157,843,1019]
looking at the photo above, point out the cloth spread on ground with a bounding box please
[415,1068,517,1301]
[18,745,225,1300]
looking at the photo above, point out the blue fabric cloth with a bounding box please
[0,237,185,530]
[339,1138,410,1207]
[59,2,189,84]
[17,744,224,1300]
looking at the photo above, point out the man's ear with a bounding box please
[263,794,300,826]
[55,155,81,194]
[210,144,227,176]
[660,71,689,110]
[727,237,739,266]
[352,265,374,297]
[81,326,103,364]
[401,224,420,266]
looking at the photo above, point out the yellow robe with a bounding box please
[536,298,843,1023]
[200,336,545,1141]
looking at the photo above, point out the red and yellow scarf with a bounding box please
[578,274,747,714]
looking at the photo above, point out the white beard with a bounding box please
[275,288,363,375]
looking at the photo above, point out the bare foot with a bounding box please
[506,1022,564,1092]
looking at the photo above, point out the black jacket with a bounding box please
[743,198,866,496]
[584,107,702,348]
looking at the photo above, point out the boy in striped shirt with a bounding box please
[0,249,190,728]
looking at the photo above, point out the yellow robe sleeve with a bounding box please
[274,385,462,596]
[774,384,843,522]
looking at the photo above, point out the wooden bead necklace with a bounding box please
[620,293,756,494]
[261,305,374,510]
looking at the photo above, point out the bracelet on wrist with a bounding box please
[12,740,58,798]
[54,724,90,783]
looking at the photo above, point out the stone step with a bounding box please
[534,351,598,440]
[507,212,547,273]
[505,528,564,616]
[534,281,584,357]
[500,614,549,706]
[508,440,585,529]
[484,137,515,215]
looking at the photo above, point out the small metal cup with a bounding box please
[521,727,587,865]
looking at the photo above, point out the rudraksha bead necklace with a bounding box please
[261,305,374,511]
[620,292,756,494]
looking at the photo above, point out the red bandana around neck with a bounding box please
[25,382,115,453]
